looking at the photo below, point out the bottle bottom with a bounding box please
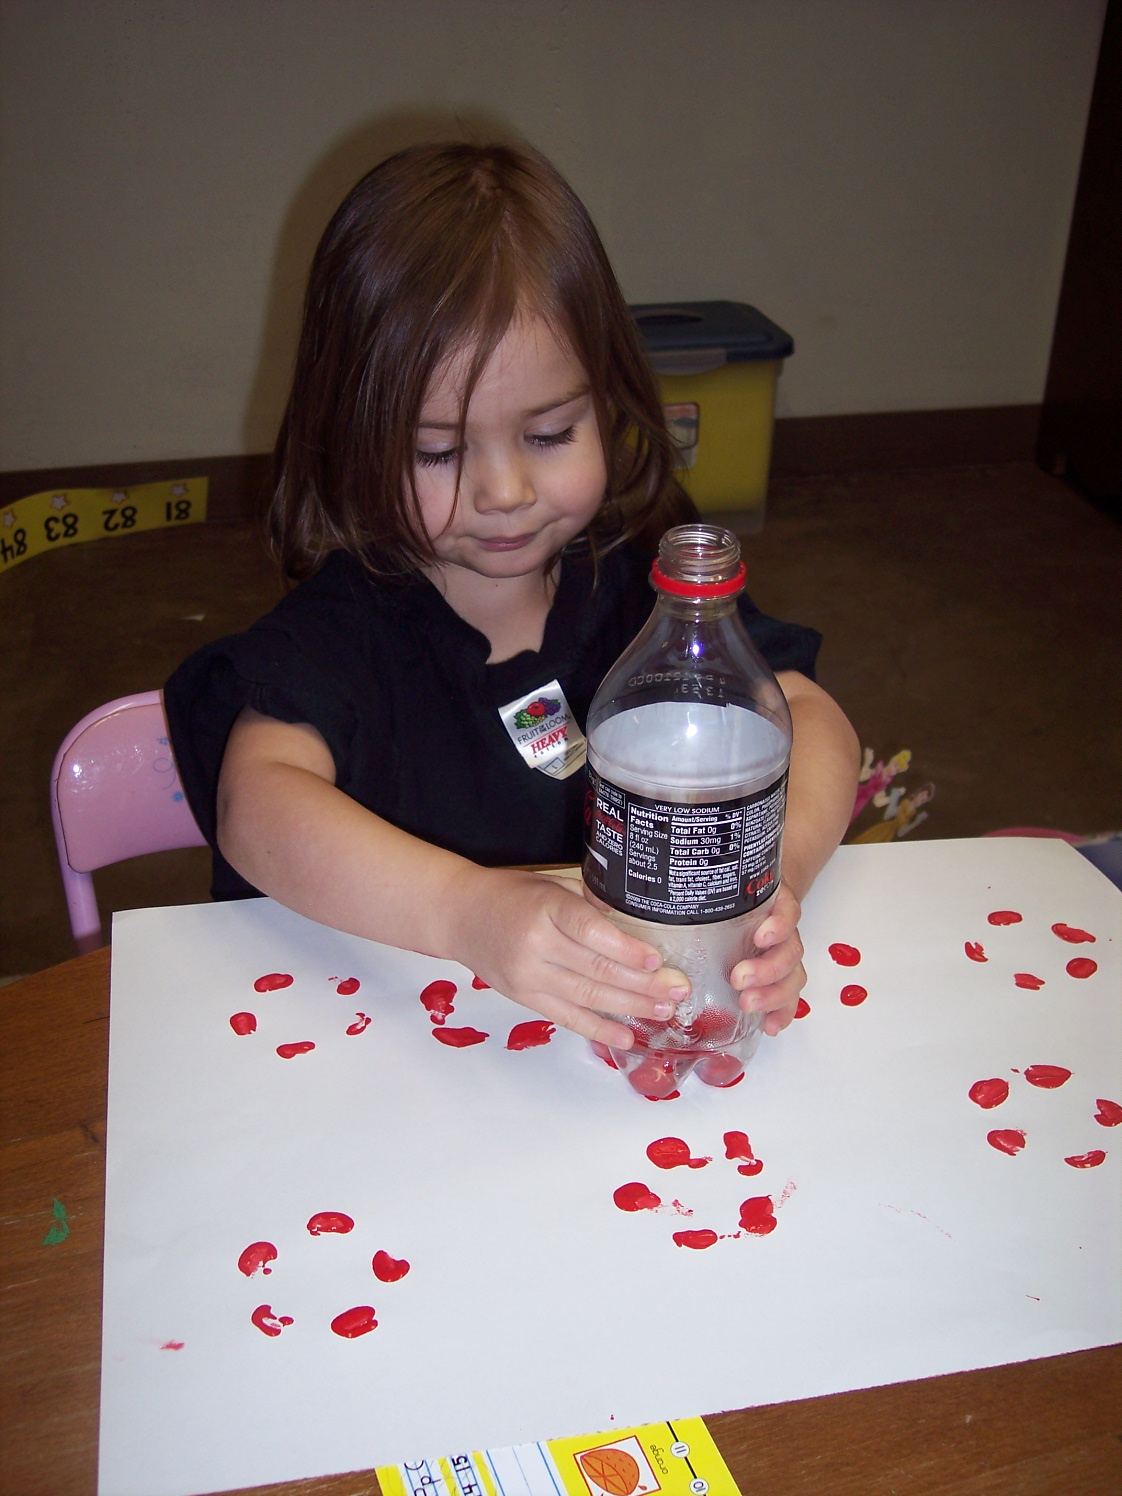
[591,1029,763,1098]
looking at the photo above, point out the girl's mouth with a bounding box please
[475,533,537,552]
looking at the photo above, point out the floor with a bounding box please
[3,460,1120,979]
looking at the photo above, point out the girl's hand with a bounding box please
[731,881,806,1037]
[446,867,689,1049]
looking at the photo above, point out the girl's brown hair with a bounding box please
[269,140,694,580]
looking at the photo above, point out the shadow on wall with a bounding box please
[242,106,525,455]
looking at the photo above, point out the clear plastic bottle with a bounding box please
[583,524,792,1097]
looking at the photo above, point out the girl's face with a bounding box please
[413,316,607,583]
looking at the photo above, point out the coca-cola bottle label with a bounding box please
[583,765,788,924]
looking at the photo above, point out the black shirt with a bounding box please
[164,543,821,899]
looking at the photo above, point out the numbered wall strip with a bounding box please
[0,477,207,573]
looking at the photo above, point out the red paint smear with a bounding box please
[251,1304,293,1336]
[238,1241,278,1277]
[331,1305,378,1338]
[276,1041,315,1058]
[965,942,987,963]
[1066,957,1098,979]
[613,1182,662,1212]
[506,1020,555,1050]
[643,1090,681,1101]
[346,1012,372,1035]
[336,977,361,995]
[738,1158,764,1176]
[590,1041,619,1069]
[254,973,293,992]
[724,1130,755,1163]
[694,1052,746,1088]
[840,984,867,1007]
[307,1211,354,1236]
[432,1025,489,1048]
[161,1340,185,1350]
[646,1137,710,1170]
[969,1078,1010,1109]
[229,1011,257,1035]
[739,1196,777,1235]
[419,979,457,1024]
[673,1229,718,1250]
[1094,1098,1122,1127]
[794,997,811,1018]
[1024,1064,1072,1089]
[987,1129,1026,1156]
[987,911,1023,926]
[471,975,490,989]
[1014,973,1045,990]
[1065,1150,1107,1169]
[714,1072,745,1088]
[828,943,861,966]
[1051,923,1095,944]
[371,1250,411,1283]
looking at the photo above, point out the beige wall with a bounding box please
[0,0,1105,470]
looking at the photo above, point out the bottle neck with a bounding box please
[655,591,740,623]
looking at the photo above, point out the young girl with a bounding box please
[165,141,859,1055]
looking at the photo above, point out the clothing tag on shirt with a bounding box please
[498,679,587,780]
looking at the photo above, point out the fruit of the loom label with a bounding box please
[579,1446,642,1496]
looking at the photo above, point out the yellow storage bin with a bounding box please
[631,301,794,526]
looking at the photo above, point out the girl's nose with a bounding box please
[470,450,534,513]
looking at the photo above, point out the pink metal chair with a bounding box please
[50,690,207,953]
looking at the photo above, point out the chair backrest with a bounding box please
[50,690,207,952]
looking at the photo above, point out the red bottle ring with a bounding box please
[650,560,746,598]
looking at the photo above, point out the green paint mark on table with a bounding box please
[42,1197,70,1245]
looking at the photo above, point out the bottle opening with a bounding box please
[652,524,745,597]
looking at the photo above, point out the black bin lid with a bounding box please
[629,300,793,361]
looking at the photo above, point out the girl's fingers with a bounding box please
[732,930,805,1001]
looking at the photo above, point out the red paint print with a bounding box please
[506,1020,555,1050]
[738,1196,777,1235]
[590,1041,618,1069]
[794,997,811,1018]
[1065,1150,1107,1169]
[987,911,1023,926]
[372,1250,411,1283]
[965,942,987,963]
[673,1229,718,1250]
[254,973,293,992]
[613,1182,662,1212]
[968,1078,1010,1109]
[346,1012,372,1035]
[471,975,490,989]
[419,979,457,1024]
[1024,1065,1072,1089]
[1094,1098,1122,1127]
[1066,957,1098,979]
[432,1026,489,1048]
[238,1241,278,1277]
[1051,923,1095,944]
[643,1090,681,1101]
[840,984,867,1007]
[251,1304,293,1337]
[987,1129,1026,1157]
[229,1011,257,1035]
[1014,973,1045,991]
[829,943,861,966]
[306,1212,354,1236]
[646,1137,710,1170]
[161,1341,185,1350]
[723,1130,763,1174]
[330,1305,378,1338]
[336,977,360,995]
[276,1041,315,1058]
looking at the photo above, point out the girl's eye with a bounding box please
[416,448,458,468]
[528,425,577,451]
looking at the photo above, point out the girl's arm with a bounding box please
[216,706,687,1048]
[731,671,861,1033]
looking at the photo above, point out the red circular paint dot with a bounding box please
[331,1305,378,1338]
[673,1229,718,1250]
[306,1211,354,1236]
[969,1078,1010,1109]
[1051,923,1095,944]
[693,1051,745,1088]
[613,1182,662,1212]
[987,911,1023,926]
[964,942,987,963]
[432,1026,489,1048]
[336,977,360,995]
[1066,957,1097,979]
[987,1129,1026,1156]
[506,1020,555,1050]
[1013,973,1045,991]
[419,980,457,1022]
[646,1137,701,1170]
[794,997,811,1018]
[738,1196,777,1235]
[1024,1064,1072,1089]
[1094,1098,1122,1127]
[839,984,867,1007]
[229,1011,257,1035]
[238,1241,277,1277]
[276,1040,315,1058]
[828,943,861,967]
[254,972,293,992]
[1064,1150,1106,1169]
[371,1250,410,1283]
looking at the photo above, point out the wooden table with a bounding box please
[2,949,1120,1496]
